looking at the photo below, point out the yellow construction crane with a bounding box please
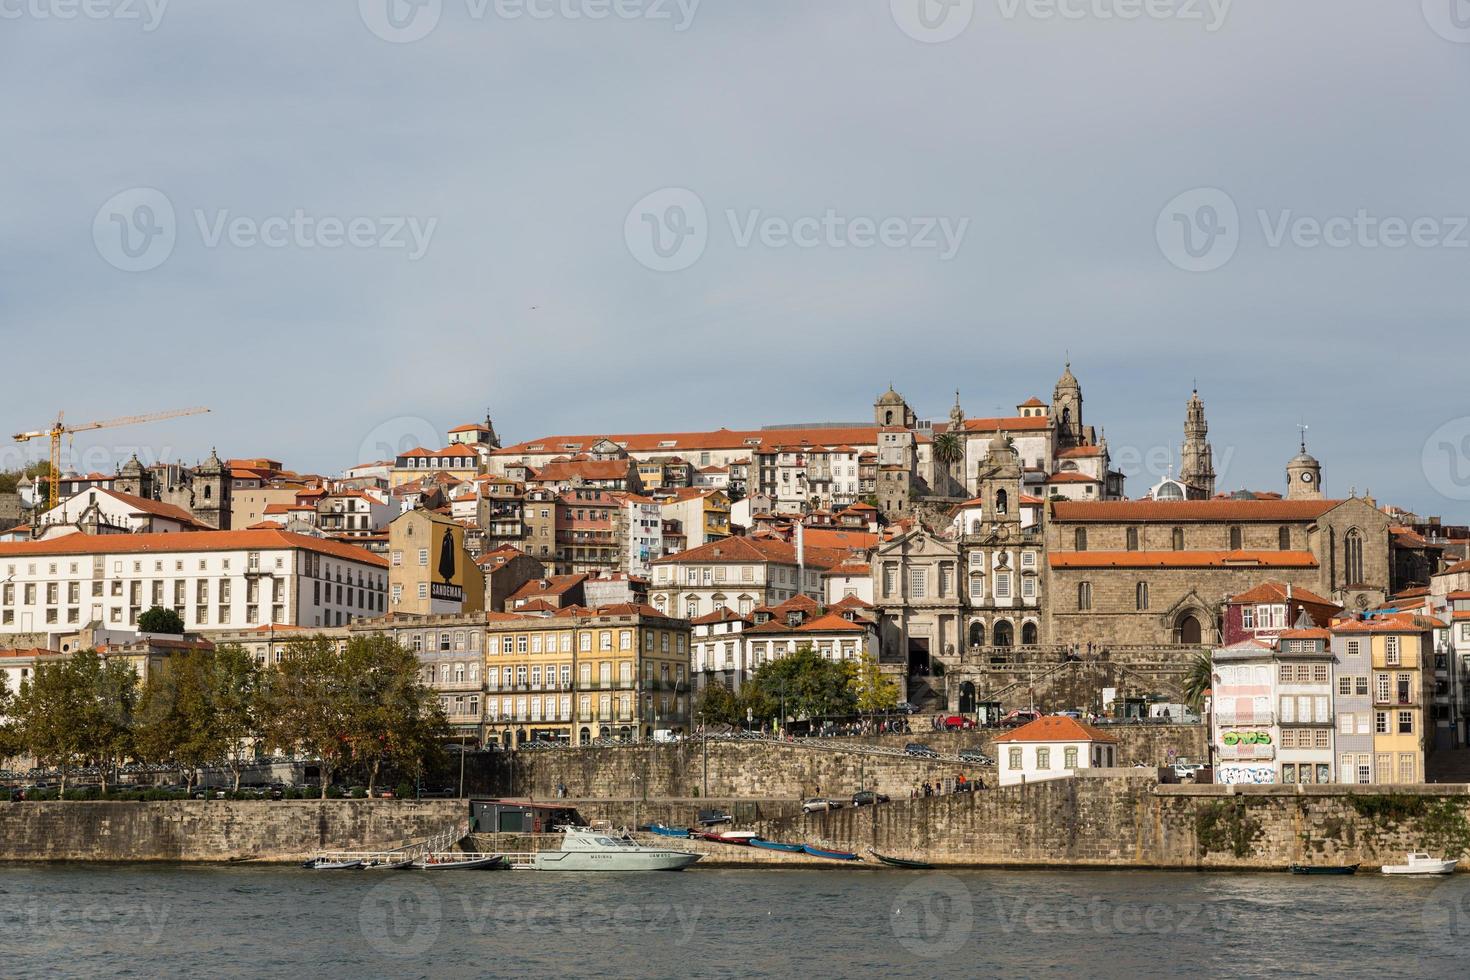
[12,407,211,510]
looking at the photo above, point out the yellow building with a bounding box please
[388,508,485,617]
[482,604,689,747]
[1334,614,1439,784]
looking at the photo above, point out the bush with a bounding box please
[351,787,367,799]
[395,781,414,801]
[326,785,344,799]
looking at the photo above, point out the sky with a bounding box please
[3,1,1469,515]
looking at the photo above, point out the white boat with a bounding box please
[531,826,701,872]
[302,858,364,870]
[362,856,415,870]
[412,852,508,870]
[1380,852,1458,875]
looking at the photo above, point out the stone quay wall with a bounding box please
[0,800,464,863]
[752,775,1470,870]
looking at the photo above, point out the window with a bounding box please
[1036,747,1050,769]
[1077,582,1092,611]
[1171,527,1184,551]
[1339,713,1353,735]
[1398,711,1412,734]
[1375,711,1387,734]
[908,568,926,599]
[1278,526,1291,550]
[1355,676,1368,696]
[994,573,1011,599]
[1135,582,1149,611]
[1125,527,1138,551]
[1312,664,1328,683]
[1376,674,1390,703]
[1242,606,1254,629]
[1398,754,1415,783]
[1385,636,1400,666]
[1008,747,1022,770]
[1074,528,1087,551]
[1064,747,1078,769]
[1229,526,1243,550]
[1344,528,1364,586]
[1337,676,1351,697]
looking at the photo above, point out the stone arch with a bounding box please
[958,681,977,714]
[968,620,985,647]
[993,620,1014,647]
[1021,621,1038,645]
[1176,613,1203,645]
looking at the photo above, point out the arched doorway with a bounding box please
[579,727,590,745]
[1021,621,1038,646]
[968,621,984,647]
[501,731,512,749]
[1177,614,1203,645]
[618,726,632,742]
[598,725,610,739]
[958,681,976,714]
[993,621,1014,647]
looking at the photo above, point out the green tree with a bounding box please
[138,606,185,635]
[82,654,140,791]
[137,645,261,790]
[1182,653,1214,711]
[932,431,964,487]
[208,644,261,791]
[746,645,856,729]
[260,636,352,799]
[846,652,900,712]
[339,634,446,794]
[694,682,744,728]
[13,657,86,790]
[0,461,54,496]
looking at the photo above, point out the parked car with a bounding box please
[1172,763,1206,781]
[894,702,919,715]
[802,797,844,813]
[1000,709,1041,728]
[941,715,977,731]
[851,790,890,807]
[958,749,996,765]
[904,743,940,758]
[697,809,732,826]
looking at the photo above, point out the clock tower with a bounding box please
[1286,433,1323,500]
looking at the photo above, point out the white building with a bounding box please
[993,716,1119,786]
[650,535,829,621]
[0,529,389,647]
[31,487,206,538]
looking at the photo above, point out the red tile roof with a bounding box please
[1053,500,1342,522]
[1056,446,1104,459]
[960,415,1052,433]
[0,529,387,566]
[1046,472,1102,484]
[992,716,1119,744]
[1050,551,1319,569]
[1228,582,1339,608]
[1278,628,1332,640]
[532,459,633,483]
[690,607,751,626]
[651,535,842,570]
[1332,614,1445,633]
[508,574,588,602]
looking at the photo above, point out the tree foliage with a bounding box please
[11,650,138,790]
[1182,653,1214,711]
[846,652,900,712]
[745,644,856,725]
[136,644,260,789]
[138,606,186,635]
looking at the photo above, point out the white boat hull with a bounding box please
[532,849,700,872]
[1382,859,1457,875]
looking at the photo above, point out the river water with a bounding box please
[1,864,1467,978]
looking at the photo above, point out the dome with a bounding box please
[876,386,905,406]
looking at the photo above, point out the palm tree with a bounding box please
[1181,652,1213,710]
[933,432,963,487]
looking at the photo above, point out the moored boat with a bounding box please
[302,858,364,870]
[707,831,757,845]
[1289,864,1358,875]
[802,844,860,861]
[647,823,690,838]
[532,826,701,872]
[413,853,508,870]
[750,839,805,853]
[1380,852,1457,875]
[871,851,934,870]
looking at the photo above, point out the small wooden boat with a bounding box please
[710,831,757,845]
[871,851,934,870]
[413,853,508,870]
[1381,852,1457,875]
[647,824,690,838]
[363,857,416,870]
[1289,863,1358,875]
[750,839,805,853]
[302,858,364,870]
[802,844,860,861]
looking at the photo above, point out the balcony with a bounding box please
[1216,711,1274,727]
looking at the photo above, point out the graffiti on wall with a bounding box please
[1221,731,1272,746]
[1217,765,1276,785]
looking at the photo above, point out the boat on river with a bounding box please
[1380,853,1457,875]
[532,826,701,872]
[1289,863,1358,875]
[750,839,804,853]
[647,824,690,838]
[802,844,860,861]
[871,851,934,870]
[412,853,508,870]
[301,858,364,871]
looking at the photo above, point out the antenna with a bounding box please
[1297,422,1309,453]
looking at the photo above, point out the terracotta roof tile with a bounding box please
[1054,500,1342,522]
[0,529,387,567]
[992,716,1119,744]
[1050,551,1318,569]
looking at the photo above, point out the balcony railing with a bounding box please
[1217,711,1274,727]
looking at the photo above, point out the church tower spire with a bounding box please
[1179,387,1216,499]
